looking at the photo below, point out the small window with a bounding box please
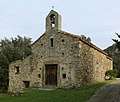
[62,67,64,70]
[38,74,41,78]
[40,68,41,70]
[62,53,64,55]
[50,38,54,47]
[62,74,66,79]
[62,39,65,42]
[41,44,43,46]
[23,81,30,88]
[41,55,43,58]
[15,66,19,74]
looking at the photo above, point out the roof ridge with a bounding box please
[57,30,110,56]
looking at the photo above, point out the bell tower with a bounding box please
[46,10,62,31]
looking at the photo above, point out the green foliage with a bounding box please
[112,32,120,51]
[81,35,91,42]
[0,35,32,92]
[0,52,9,92]
[0,80,112,102]
[104,43,120,75]
[0,35,32,62]
[105,70,118,79]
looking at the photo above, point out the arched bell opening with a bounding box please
[50,14,56,28]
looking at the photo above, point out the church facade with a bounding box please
[8,10,112,93]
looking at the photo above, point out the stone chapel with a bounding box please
[8,10,112,93]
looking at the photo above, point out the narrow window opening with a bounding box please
[38,74,41,78]
[63,74,66,79]
[40,68,41,70]
[50,38,54,47]
[15,66,19,74]
[62,39,65,42]
[41,44,43,46]
[50,14,55,28]
[62,67,64,70]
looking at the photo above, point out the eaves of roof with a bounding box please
[58,30,112,60]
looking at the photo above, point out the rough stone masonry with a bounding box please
[8,10,112,93]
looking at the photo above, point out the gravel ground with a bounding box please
[88,79,120,102]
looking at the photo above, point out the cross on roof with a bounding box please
[52,6,55,10]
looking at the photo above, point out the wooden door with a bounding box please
[45,64,57,86]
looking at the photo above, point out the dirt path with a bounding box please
[88,79,120,102]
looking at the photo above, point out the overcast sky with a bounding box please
[0,0,120,49]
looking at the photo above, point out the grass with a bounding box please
[0,80,114,102]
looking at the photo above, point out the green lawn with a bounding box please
[0,80,113,102]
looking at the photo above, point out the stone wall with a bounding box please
[32,30,80,87]
[76,41,94,87]
[9,60,23,93]
[8,10,113,93]
[8,55,35,91]
[9,30,113,93]
[9,30,81,92]
[92,49,112,81]
[75,40,112,87]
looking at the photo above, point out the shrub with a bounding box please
[105,69,118,80]
[117,69,120,78]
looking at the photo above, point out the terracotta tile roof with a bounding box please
[58,30,112,60]
[32,30,112,60]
